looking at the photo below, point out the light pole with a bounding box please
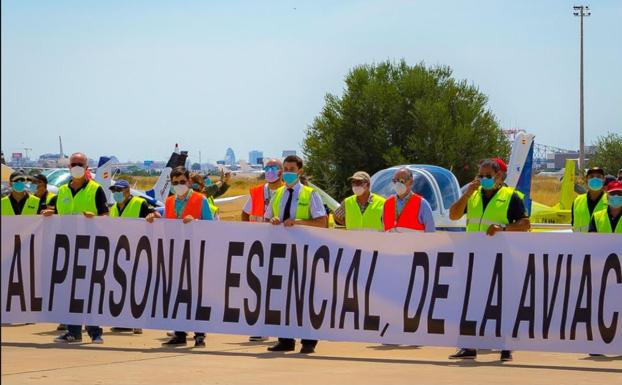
[573,5,590,172]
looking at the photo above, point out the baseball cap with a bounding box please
[9,170,28,181]
[30,174,48,184]
[586,167,605,177]
[606,180,622,193]
[492,158,507,173]
[348,171,371,184]
[109,179,130,190]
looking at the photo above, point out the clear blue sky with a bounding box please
[2,0,621,164]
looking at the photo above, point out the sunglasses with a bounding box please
[392,178,409,184]
[171,180,187,186]
[12,178,27,183]
[264,165,279,172]
[477,174,495,179]
[351,180,366,186]
[70,163,85,167]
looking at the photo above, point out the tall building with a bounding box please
[224,148,236,166]
[282,150,297,157]
[249,150,263,165]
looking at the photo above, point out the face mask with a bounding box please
[587,178,604,191]
[265,169,280,183]
[352,186,366,196]
[283,172,298,186]
[609,195,622,209]
[12,181,26,193]
[204,177,212,186]
[480,177,495,190]
[70,166,85,178]
[191,183,201,191]
[393,182,408,196]
[112,192,125,203]
[173,184,189,196]
[27,183,39,194]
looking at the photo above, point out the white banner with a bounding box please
[2,216,621,354]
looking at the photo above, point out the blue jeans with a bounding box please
[67,324,102,339]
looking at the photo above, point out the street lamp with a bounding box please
[573,5,590,172]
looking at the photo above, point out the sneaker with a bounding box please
[166,330,176,336]
[162,336,187,346]
[500,350,513,361]
[54,333,82,343]
[299,344,315,354]
[91,336,104,344]
[133,328,143,334]
[249,336,269,342]
[194,336,206,348]
[267,341,295,352]
[56,324,67,331]
[110,327,132,332]
[449,348,477,359]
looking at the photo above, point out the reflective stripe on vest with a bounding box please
[345,193,385,231]
[573,193,607,233]
[593,209,622,233]
[249,184,267,220]
[271,185,313,220]
[466,186,514,232]
[383,194,425,232]
[164,191,203,219]
[110,196,145,218]
[1,195,40,216]
[56,180,100,215]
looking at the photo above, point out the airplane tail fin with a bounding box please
[145,151,188,204]
[558,159,576,210]
[505,132,535,215]
[94,156,115,203]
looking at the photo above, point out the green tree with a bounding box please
[587,132,622,175]
[302,60,509,199]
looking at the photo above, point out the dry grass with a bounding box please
[125,174,570,220]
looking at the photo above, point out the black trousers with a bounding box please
[278,337,317,347]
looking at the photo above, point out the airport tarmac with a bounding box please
[2,323,620,385]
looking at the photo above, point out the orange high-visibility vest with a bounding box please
[383,194,425,232]
[165,191,203,219]
[250,184,266,217]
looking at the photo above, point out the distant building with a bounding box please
[224,148,236,166]
[282,150,297,157]
[249,150,263,165]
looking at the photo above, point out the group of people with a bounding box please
[2,152,621,361]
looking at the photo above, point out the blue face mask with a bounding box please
[27,183,38,194]
[192,183,200,191]
[282,172,298,186]
[12,181,26,193]
[480,177,495,190]
[587,177,604,191]
[609,195,622,209]
[112,191,125,203]
[204,177,213,186]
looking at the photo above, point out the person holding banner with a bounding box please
[108,179,153,335]
[448,158,531,361]
[47,152,108,344]
[28,173,56,212]
[589,180,622,233]
[146,166,213,347]
[333,171,385,231]
[572,166,608,232]
[1,171,42,216]
[264,155,327,354]
[241,158,284,342]
[383,167,436,232]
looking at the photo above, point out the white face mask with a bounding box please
[394,182,408,196]
[70,166,85,178]
[352,186,366,196]
[173,184,189,196]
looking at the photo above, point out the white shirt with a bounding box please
[264,181,327,221]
